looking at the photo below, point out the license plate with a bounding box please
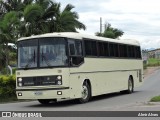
[34,91,43,95]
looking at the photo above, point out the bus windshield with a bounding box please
[18,38,68,69]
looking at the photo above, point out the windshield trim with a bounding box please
[17,37,69,70]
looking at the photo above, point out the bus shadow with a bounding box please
[27,91,141,108]
[90,91,140,102]
[27,99,79,108]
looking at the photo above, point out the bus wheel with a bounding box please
[38,99,51,105]
[78,81,91,103]
[127,78,134,94]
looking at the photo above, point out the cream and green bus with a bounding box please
[16,32,143,104]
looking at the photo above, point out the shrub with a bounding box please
[143,64,147,69]
[0,75,16,100]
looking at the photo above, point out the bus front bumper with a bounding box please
[16,87,70,99]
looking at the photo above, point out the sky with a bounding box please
[55,0,160,50]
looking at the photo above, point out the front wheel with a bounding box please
[78,82,91,103]
[38,99,56,105]
[38,99,50,105]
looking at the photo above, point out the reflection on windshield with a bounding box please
[18,38,68,69]
[18,40,38,68]
[39,38,67,67]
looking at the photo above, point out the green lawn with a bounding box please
[148,58,160,66]
[150,96,160,102]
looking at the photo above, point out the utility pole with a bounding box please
[105,23,107,30]
[100,17,102,34]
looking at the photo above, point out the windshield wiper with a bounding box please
[24,50,36,69]
[41,50,52,67]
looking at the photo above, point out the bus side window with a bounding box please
[68,39,84,66]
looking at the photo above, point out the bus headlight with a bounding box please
[18,77,22,82]
[17,77,23,87]
[57,81,62,85]
[18,83,22,87]
[57,76,62,80]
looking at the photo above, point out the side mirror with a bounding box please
[70,56,84,66]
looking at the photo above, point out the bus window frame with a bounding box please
[67,38,84,67]
[17,37,70,70]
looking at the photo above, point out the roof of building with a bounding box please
[148,48,160,53]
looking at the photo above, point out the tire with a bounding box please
[127,78,134,94]
[38,99,51,105]
[78,81,91,103]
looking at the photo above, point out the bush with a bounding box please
[0,75,16,100]
[143,64,147,69]
[0,67,17,75]
[12,68,17,74]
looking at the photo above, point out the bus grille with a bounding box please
[19,76,61,86]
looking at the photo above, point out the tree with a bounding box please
[23,2,86,36]
[0,0,86,73]
[95,23,124,39]
[0,0,32,12]
[54,4,86,32]
[0,11,20,72]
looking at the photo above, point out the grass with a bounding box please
[148,58,160,66]
[150,96,160,102]
[143,58,160,69]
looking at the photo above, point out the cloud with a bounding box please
[56,0,160,49]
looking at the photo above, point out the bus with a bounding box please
[16,32,143,104]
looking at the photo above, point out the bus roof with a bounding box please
[18,32,140,46]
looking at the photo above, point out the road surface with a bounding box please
[0,68,160,111]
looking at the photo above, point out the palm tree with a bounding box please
[1,0,86,36]
[0,11,20,70]
[95,23,124,39]
[0,0,86,72]
[23,2,86,36]
[0,0,33,37]
[0,0,32,13]
[0,44,6,71]
[54,4,86,32]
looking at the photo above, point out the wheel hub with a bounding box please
[129,80,132,91]
[82,85,88,99]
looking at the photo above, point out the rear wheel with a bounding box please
[78,81,91,103]
[127,78,134,94]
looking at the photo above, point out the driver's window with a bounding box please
[68,39,84,66]
[68,39,82,56]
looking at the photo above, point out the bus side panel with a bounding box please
[68,74,83,99]
[69,58,143,98]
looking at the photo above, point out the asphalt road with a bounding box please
[0,69,160,112]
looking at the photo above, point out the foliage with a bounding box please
[0,0,86,72]
[150,96,160,102]
[55,4,86,32]
[0,75,16,100]
[143,58,160,70]
[143,64,147,69]
[0,11,20,71]
[95,23,124,39]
